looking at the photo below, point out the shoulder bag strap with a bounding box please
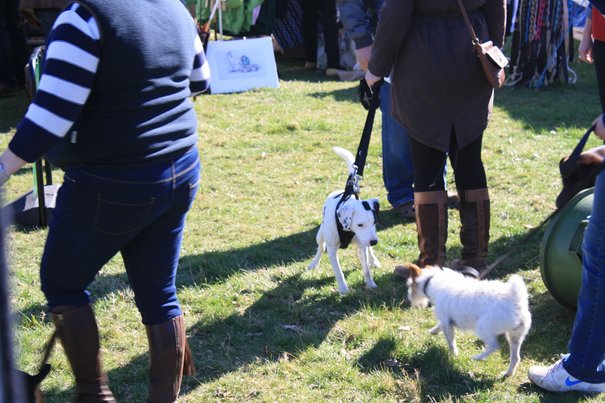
[456,0,480,44]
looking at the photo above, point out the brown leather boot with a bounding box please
[146,315,195,403]
[50,304,115,403]
[456,188,491,273]
[414,191,448,267]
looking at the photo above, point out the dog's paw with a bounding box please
[472,352,488,361]
[365,280,378,289]
[372,259,382,268]
[500,369,515,378]
[306,263,317,271]
[337,285,349,294]
[428,325,441,335]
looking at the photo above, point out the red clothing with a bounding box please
[593,7,605,42]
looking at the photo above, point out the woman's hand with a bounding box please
[364,71,381,88]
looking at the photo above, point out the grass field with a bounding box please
[1,54,604,402]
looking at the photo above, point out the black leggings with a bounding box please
[409,128,487,192]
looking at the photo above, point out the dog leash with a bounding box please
[38,330,57,373]
[479,209,557,279]
[481,124,605,279]
[335,80,383,247]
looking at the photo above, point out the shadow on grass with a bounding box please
[37,205,579,400]
[517,381,587,403]
[89,269,410,400]
[401,346,495,399]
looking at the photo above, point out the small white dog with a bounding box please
[307,147,380,294]
[405,263,531,377]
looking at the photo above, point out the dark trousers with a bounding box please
[409,129,487,192]
[0,0,28,86]
[40,149,201,325]
[301,0,340,68]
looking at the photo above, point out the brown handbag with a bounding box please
[456,0,508,88]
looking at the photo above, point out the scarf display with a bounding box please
[507,0,576,88]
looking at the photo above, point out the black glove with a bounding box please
[357,78,382,110]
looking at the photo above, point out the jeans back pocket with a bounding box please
[94,196,156,235]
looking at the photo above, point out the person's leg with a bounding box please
[0,0,18,89]
[380,82,415,213]
[40,169,149,401]
[564,170,605,382]
[41,155,192,400]
[449,132,490,272]
[120,150,200,402]
[318,0,341,70]
[592,40,605,113]
[5,0,28,85]
[409,137,448,266]
[301,0,318,66]
[528,171,605,393]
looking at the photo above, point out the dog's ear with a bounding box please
[370,198,379,214]
[406,263,423,278]
[337,204,354,230]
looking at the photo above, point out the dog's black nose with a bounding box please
[370,240,378,246]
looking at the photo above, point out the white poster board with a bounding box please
[206,37,279,94]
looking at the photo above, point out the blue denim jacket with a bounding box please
[336,0,384,49]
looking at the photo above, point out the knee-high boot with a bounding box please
[50,304,115,403]
[458,188,490,272]
[146,315,195,403]
[415,190,448,267]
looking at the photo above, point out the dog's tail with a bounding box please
[507,275,529,306]
[333,146,356,176]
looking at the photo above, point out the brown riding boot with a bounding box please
[456,188,491,273]
[415,190,448,267]
[50,304,115,403]
[146,315,195,403]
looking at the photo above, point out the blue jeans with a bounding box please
[40,149,201,325]
[564,170,605,382]
[380,81,414,207]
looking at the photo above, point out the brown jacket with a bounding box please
[20,0,68,10]
[368,0,506,152]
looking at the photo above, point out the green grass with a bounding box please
[2,54,604,402]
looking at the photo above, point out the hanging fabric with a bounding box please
[507,0,577,88]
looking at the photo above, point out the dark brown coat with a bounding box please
[20,0,68,10]
[368,0,506,152]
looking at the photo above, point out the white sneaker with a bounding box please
[528,358,605,393]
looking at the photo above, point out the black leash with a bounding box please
[479,209,556,279]
[39,330,56,373]
[335,79,383,248]
[560,124,596,178]
[481,124,605,279]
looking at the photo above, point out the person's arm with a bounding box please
[480,0,507,48]
[190,33,211,95]
[337,0,374,49]
[579,15,594,64]
[337,0,374,71]
[3,2,101,173]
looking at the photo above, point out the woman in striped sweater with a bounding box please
[0,1,210,401]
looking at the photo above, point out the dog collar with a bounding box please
[422,275,434,297]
